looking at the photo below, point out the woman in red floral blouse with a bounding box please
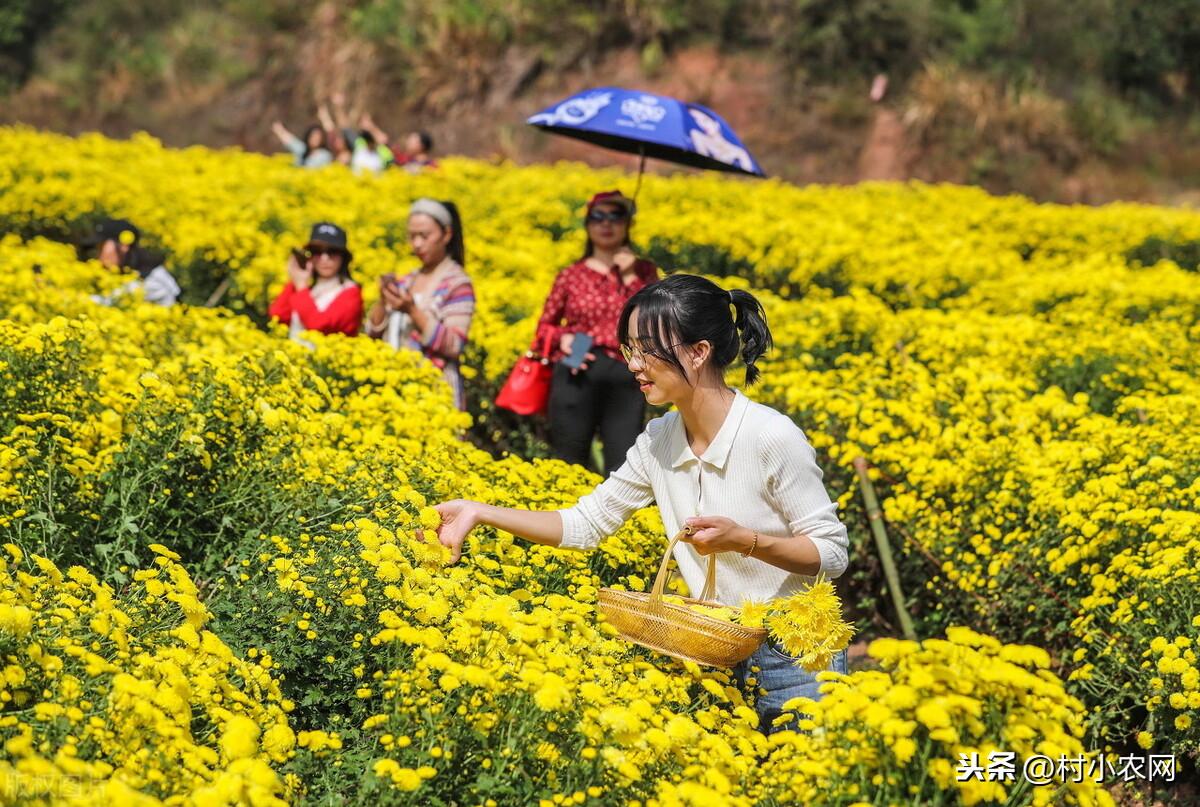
[535,191,660,476]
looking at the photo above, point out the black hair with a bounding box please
[581,203,633,260]
[360,129,377,149]
[617,274,773,386]
[442,201,465,267]
[127,247,167,280]
[301,124,327,161]
[416,131,433,153]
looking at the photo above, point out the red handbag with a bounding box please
[495,333,555,416]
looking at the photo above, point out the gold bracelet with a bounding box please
[743,531,758,558]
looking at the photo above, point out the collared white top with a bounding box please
[558,389,850,606]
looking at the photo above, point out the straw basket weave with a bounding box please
[597,527,766,668]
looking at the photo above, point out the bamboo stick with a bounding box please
[854,455,917,641]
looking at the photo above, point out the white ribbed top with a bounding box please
[558,389,850,606]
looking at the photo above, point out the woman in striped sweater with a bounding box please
[365,199,475,409]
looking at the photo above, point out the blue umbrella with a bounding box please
[527,87,765,196]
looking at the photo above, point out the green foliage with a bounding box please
[773,0,929,82]
[929,0,1115,90]
[1036,350,1146,417]
[0,0,68,91]
[1106,0,1200,103]
[1067,80,1137,157]
[1126,235,1200,273]
[644,236,756,283]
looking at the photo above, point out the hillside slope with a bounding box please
[4,0,1200,204]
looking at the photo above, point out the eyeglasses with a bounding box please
[586,210,629,224]
[620,342,684,365]
[307,247,342,259]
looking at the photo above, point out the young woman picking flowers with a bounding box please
[434,273,851,733]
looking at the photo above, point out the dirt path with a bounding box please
[857,107,908,181]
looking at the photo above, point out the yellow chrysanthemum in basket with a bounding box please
[663,579,854,671]
[660,594,740,622]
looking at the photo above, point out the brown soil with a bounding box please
[857,107,909,182]
[5,39,1199,206]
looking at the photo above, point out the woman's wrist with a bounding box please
[468,502,491,530]
[738,526,759,557]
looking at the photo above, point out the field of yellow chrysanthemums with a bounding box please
[0,125,1197,804]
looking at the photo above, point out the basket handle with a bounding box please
[649,526,718,604]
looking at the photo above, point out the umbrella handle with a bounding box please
[632,145,646,203]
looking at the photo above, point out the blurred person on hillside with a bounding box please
[352,113,396,175]
[534,191,659,477]
[397,130,438,173]
[271,121,334,168]
[268,223,363,341]
[319,97,355,166]
[433,274,851,736]
[365,199,474,410]
[84,218,181,307]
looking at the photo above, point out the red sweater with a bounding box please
[268,282,363,336]
[536,258,659,361]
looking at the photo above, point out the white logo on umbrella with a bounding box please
[619,95,667,126]
[529,92,613,126]
[686,108,753,170]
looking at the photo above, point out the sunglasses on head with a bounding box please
[586,209,629,224]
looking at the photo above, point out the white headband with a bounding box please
[409,198,452,229]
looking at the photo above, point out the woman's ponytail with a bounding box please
[729,288,773,386]
[617,274,774,388]
[442,201,466,268]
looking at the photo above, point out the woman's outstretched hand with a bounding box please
[433,499,479,563]
[682,516,752,556]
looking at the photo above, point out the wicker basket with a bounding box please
[597,527,766,668]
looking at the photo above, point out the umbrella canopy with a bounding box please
[527,87,765,178]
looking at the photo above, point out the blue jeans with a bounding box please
[733,638,849,735]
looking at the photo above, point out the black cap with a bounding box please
[84,218,140,248]
[303,222,353,265]
[305,222,349,252]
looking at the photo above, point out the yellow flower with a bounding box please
[891,736,917,763]
[534,673,571,711]
[220,715,260,761]
[262,723,296,759]
[766,578,855,671]
[0,604,34,636]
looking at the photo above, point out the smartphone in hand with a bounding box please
[291,247,308,267]
[562,332,594,370]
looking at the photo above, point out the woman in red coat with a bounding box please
[268,222,363,340]
[535,191,659,476]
